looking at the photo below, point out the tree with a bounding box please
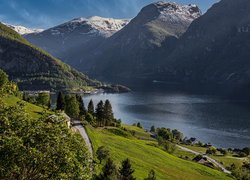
[65,95,80,118]
[0,69,8,87]
[150,126,155,133]
[103,99,114,126]
[56,92,65,110]
[96,100,104,126]
[97,158,118,180]
[137,122,142,128]
[242,147,250,156]
[172,129,183,142]
[37,92,50,107]
[85,113,94,124]
[144,170,156,180]
[157,128,173,141]
[88,99,95,115]
[119,158,135,180]
[0,101,90,179]
[206,148,217,155]
[76,94,86,116]
[96,146,109,164]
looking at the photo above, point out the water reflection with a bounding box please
[83,92,250,148]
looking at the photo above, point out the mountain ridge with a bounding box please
[0,22,100,91]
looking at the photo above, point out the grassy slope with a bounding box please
[2,95,52,119]
[122,124,154,140]
[86,125,232,180]
[181,145,248,168]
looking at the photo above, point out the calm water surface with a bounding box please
[83,91,250,148]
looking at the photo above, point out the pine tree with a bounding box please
[119,158,135,180]
[88,99,95,115]
[56,92,65,111]
[96,100,104,126]
[150,126,155,133]
[97,158,118,180]
[65,95,80,119]
[144,170,156,180]
[104,99,114,126]
[76,94,86,117]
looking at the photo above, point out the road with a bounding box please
[72,121,93,157]
[177,145,231,174]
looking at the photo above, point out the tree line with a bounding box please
[56,92,120,127]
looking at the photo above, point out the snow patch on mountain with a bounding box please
[53,16,130,37]
[2,23,44,35]
[155,1,202,22]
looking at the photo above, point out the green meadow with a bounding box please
[86,125,233,180]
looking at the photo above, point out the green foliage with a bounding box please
[157,128,173,141]
[88,99,95,115]
[231,164,250,180]
[157,137,176,154]
[36,92,50,107]
[0,100,90,179]
[96,100,105,126]
[242,147,250,156]
[206,148,217,155]
[65,95,80,118]
[76,94,86,116]
[172,129,183,142]
[103,100,114,126]
[119,158,135,180]
[144,170,156,180]
[96,146,110,164]
[56,92,65,110]
[0,69,8,87]
[85,113,95,124]
[96,158,118,180]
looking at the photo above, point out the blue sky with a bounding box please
[0,0,219,29]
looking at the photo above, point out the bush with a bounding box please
[206,148,217,155]
[0,102,90,179]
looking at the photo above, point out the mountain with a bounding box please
[0,22,100,91]
[25,16,129,65]
[82,1,201,82]
[159,0,250,96]
[2,23,44,35]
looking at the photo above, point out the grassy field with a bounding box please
[122,124,155,140]
[86,125,233,180]
[181,144,248,168]
[181,144,207,154]
[210,155,248,168]
[2,95,52,119]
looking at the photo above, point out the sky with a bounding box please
[0,0,219,29]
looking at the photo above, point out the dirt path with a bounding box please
[177,145,231,174]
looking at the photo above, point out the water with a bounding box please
[83,91,250,148]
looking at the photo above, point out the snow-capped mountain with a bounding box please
[3,23,43,35]
[80,1,202,81]
[156,2,201,22]
[25,16,130,65]
[25,2,201,83]
[62,16,130,37]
